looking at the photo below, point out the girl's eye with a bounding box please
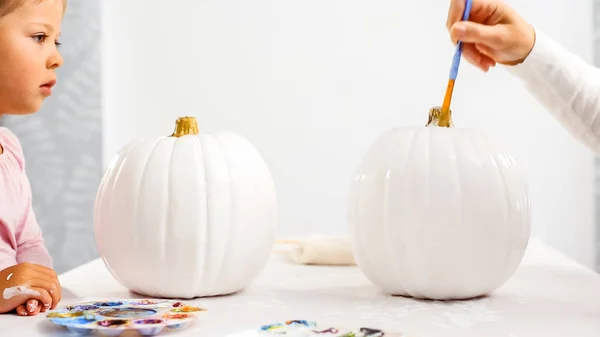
[55,40,61,48]
[32,34,47,44]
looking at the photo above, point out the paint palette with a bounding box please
[45,299,207,336]
[256,320,404,336]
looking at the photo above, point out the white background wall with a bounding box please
[101,0,596,269]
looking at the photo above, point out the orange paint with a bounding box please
[442,79,455,114]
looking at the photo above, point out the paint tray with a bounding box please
[45,298,206,336]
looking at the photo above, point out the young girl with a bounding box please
[0,0,66,316]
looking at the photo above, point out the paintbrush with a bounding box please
[439,0,473,125]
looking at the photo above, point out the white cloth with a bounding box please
[3,238,600,336]
[507,27,600,154]
[277,236,356,266]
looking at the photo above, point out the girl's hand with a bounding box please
[0,262,62,315]
[16,299,45,316]
[446,0,536,71]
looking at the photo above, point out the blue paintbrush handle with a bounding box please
[449,0,473,80]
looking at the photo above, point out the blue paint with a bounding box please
[50,316,97,326]
[449,0,473,80]
[93,301,123,307]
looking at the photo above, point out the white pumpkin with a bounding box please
[94,117,277,299]
[348,107,531,300]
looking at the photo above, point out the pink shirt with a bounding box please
[0,127,52,272]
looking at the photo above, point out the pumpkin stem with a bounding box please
[426,106,453,127]
[171,117,199,137]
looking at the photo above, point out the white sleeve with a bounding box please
[506,27,600,154]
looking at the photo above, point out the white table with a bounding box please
[3,238,600,336]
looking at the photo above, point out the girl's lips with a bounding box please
[42,79,56,88]
[40,79,56,96]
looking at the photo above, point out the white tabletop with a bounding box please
[2,237,600,336]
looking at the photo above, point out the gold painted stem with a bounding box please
[171,116,199,137]
[425,78,456,128]
[426,106,453,128]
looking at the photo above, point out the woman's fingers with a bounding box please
[461,43,496,71]
[446,0,466,30]
[447,0,507,30]
[475,43,497,59]
[450,21,510,49]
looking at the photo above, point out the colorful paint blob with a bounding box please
[134,318,165,325]
[94,301,123,307]
[359,328,384,337]
[97,319,130,327]
[315,328,340,334]
[170,305,205,313]
[99,307,157,318]
[45,299,207,336]
[163,312,190,320]
[47,311,85,319]
[49,316,97,326]
[261,320,317,332]
[67,304,99,311]
[130,299,166,306]
[285,320,315,327]
[256,320,402,336]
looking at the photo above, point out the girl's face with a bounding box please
[0,0,64,115]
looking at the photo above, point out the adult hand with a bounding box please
[446,0,536,71]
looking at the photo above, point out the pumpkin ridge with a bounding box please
[352,129,395,293]
[481,133,518,290]
[398,128,418,297]
[405,128,425,299]
[461,130,481,298]
[163,137,177,296]
[134,138,163,295]
[382,128,408,295]
[212,133,235,295]
[194,134,209,296]
[449,130,463,299]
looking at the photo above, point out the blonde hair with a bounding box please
[0,0,67,18]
